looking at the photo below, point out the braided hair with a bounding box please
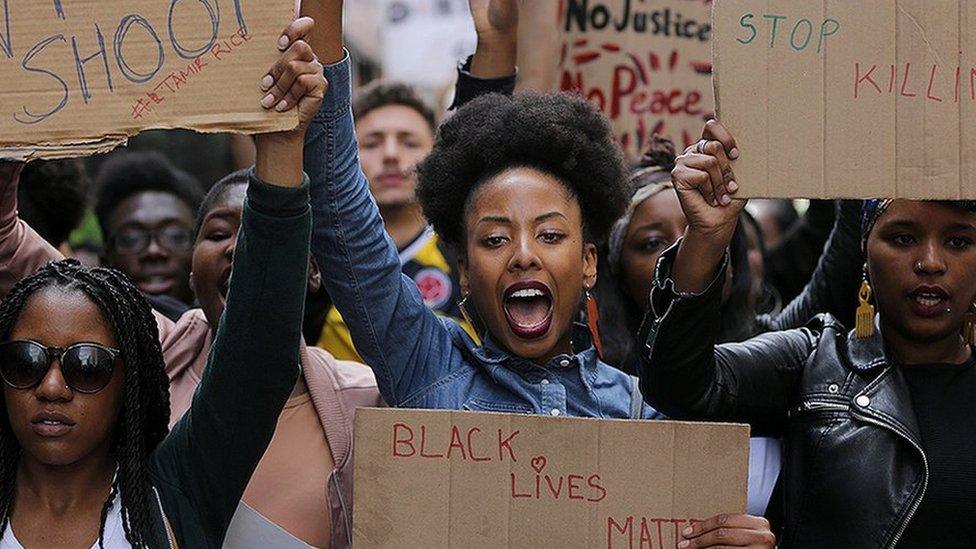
[0,260,170,548]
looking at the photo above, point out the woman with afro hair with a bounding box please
[307,48,775,546]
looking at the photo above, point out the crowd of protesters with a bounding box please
[0,0,970,547]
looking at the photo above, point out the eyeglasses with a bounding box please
[110,226,194,255]
[0,340,120,394]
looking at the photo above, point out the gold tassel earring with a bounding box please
[855,268,875,339]
[964,303,976,345]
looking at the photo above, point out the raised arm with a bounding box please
[305,2,457,406]
[759,199,863,331]
[449,0,519,110]
[151,18,322,545]
[638,121,815,435]
[0,163,64,296]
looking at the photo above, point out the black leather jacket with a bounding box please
[639,246,929,548]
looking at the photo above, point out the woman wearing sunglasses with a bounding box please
[640,120,976,547]
[0,18,324,549]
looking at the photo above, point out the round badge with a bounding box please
[413,268,452,309]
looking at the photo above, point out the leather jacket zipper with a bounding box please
[849,408,929,549]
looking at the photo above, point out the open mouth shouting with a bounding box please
[908,285,950,318]
[503,281,554,340]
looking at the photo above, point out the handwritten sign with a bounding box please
[552,0,715,160]
[714,1,976,199]
[353,408,749,548]
[0,0,296,161]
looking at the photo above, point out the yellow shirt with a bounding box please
[318,228,476,361]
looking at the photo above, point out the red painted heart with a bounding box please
[531,455,547,474]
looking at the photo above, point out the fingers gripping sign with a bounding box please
[678,514,776,549]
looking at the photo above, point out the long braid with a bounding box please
[0,260,170,548]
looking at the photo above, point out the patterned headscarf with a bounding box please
[860,199,893,251]
[608,137,677,274]
[861,199,976,251]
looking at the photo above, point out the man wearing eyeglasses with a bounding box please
[94,151,204,319]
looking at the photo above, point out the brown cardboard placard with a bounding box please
[0,0,297,161]
[714,1,976,199]
[550,0,715,160]
[353,408,749,548]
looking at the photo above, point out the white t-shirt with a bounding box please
[0,492,131,549]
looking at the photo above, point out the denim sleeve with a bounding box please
[305,54,456,406]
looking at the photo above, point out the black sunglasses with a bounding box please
[0,340,120,394]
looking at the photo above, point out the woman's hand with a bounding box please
[254,17,327,188]
[259,16,327,136]
[672,120,745,237]
[679,514,776,548]
[670,120,746,293]
[469,0,519,78]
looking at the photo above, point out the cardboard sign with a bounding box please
[714,1,976,199]
[353,408,749,548]
[0,0,296,161]
[554,0,715,160]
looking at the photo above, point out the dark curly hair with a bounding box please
[416,92,628,250]
[0,260,170,548]
[18,159,90,248]
[95,152,204,240]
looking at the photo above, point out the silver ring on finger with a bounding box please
[695,138,709,154]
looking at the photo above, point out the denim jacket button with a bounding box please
[559,359,570,367]
[855,395,870,408]
[550,409,561,416]
[540,379,550,385]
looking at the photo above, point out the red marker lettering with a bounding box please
[419,425,443,458]
[854,63,881,98]
[900,63,917,97]
[467,427,491,462]
[926,65,943,102]
[446,426,467,460]
[567,474,585,500]
[497,429,519,462]
[392,423,415,457]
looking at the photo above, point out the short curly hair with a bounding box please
[416,92,628,250]
[94,152,204,239]
[354,80,437,134]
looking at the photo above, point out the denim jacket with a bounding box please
[306,55,660,420]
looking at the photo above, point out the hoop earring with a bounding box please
[856,264,875,339]
[585,288,604,359]
[458,293,485,337]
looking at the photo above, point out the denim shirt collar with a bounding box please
[469,323,602,388]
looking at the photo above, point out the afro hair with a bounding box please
[416,92,628,249]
